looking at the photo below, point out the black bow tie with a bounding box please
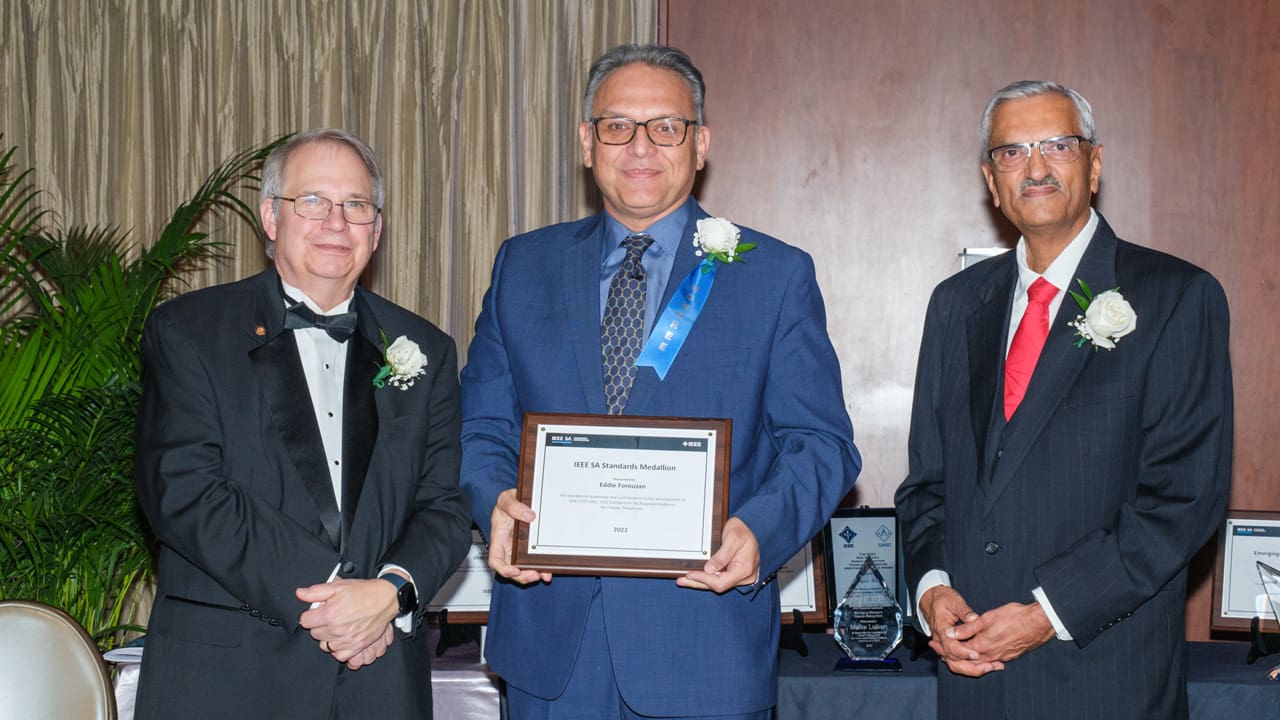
[284,301,358,342]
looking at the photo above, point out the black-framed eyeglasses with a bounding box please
[590,116,698,146]
[986,135,1090,171]
[273,194,381,225]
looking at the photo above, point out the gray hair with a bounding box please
[582,44,705,124]
[979,80,1098,163]
[259,127,385,213]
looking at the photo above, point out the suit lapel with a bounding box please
[246,271,342,549]
[341,291,382,549]
[982,222,1119,513]
[566,216,610,415]
[965,256,1016,489]
[623,204,708,416]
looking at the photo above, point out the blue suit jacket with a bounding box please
[461,203,860,715]
[896,215,1233,720]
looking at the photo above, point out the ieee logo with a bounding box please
[876,525,893,543]
[839,526,856,545]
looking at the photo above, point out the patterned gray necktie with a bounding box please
[601,234,654,415]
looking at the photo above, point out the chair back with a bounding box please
[0,600,117,720]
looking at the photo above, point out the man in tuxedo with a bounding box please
[460,44,860,717]
[133,128,471,719]
[895,81,1233,719]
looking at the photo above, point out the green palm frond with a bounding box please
[0,144,48,320]
[0,132,290,648]
[8,226,133,318]
[137,140,277,298]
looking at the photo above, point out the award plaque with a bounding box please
[778,536,828,623]
[426,529,492,623]
[1213,510,1280,632]
[511,413,730,577]
[823,508,904,618]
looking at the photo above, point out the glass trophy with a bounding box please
[1257,561,1280,679]
[1259,561,1280,624]
[832,555,903,671]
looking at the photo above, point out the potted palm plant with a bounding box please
[0,133,284,649]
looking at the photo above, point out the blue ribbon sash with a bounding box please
[636,259,716,380]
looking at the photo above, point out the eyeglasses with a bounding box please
[273,194,380,225]
[590,116,698,146]
[986,135,1089,171]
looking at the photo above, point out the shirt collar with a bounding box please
[600,196,693,262]
[1014,208,1098,296]
[280,278,355,316]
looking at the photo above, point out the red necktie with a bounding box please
[1004,277,1058,420]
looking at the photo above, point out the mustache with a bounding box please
[1020,175,1062,192]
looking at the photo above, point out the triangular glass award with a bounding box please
[1257,561,1280,680]
[1258,561,1280,629]
[832,555,903,671]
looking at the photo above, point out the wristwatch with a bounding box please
[380,574,418,615]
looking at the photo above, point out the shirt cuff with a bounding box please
[380,564,416,633]
[914,569,951,637]
[1032,585,1072,641]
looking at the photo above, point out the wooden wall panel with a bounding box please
[664,0,1280,641]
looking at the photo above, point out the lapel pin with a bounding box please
[255,325,266,336]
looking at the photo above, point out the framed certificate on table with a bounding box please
[512,413,730,577]
[427,529,493,623]
[778,536,828,623]
[1212,510,1280,632]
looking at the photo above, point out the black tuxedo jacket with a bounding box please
[133,268,471,719]
[896,215,1232,720]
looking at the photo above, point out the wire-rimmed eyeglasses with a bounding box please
[986,135,1090,171]
[273,194,380,225]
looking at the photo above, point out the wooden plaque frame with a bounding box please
[512,412,730,577]
[1212,509,1280,632]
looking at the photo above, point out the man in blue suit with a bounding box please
[896,81,1233,719]
[461,44,860,718]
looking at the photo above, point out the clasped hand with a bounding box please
[296,577,400,670]
[919,586,1056,677]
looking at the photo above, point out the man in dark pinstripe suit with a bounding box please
[896,81,1232,719]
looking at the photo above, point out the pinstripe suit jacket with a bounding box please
[896,215,1232,720]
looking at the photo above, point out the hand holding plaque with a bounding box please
[832,555,903,671]
[511,413,730,577]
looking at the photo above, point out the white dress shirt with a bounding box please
[281,280,414,631]
[281,279,350,510]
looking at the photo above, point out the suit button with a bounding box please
[984,541,1000,554]
[996,450,1003,458]
[341,561,357,575]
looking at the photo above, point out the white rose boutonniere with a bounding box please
[374,332,428,390]
[692,217,755,272]
[1068,279,1136,350]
